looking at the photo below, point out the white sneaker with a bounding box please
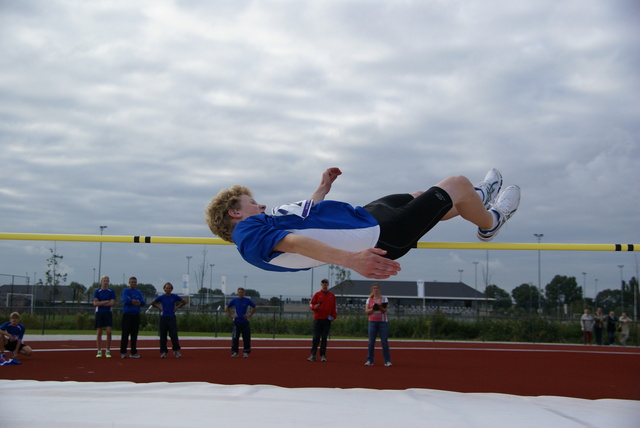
[477,185,521,242]
[475,168,503,209]
[364,361,373,366]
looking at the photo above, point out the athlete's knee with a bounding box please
[436,175,472,193]
[450,175,473,188]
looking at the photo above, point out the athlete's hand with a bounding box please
[347,248,401,279]
[311,167,342,203]
[321,167,342,186]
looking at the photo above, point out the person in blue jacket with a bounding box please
[205,167,520,280]
[120,276,145,358]
[0,312,33,364]
[226,287,258,358]
[151,282,187,358]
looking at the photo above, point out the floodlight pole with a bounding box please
[534,234,543,314]
[97,225,107,282]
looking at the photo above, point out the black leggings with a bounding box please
[363,186,453,260]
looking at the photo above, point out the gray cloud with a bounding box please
[1,0,638,299]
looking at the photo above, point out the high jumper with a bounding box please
[205,167,520,280]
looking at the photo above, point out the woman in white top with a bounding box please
[618,313,633,346]
[364,283,392,366]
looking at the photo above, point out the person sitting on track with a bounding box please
[0,312,33,364]
[205,167,520,279]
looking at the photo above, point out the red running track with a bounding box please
[2,338,638,400]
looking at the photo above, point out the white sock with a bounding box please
[475,187,485,203]
[481,210,499,231]
[490,210,500,229]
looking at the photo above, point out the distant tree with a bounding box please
[137,283,158,298]
[629,277,639,316]
[596,289,621,312]
[484,284,512,311]
[269,296,282,307]
[86,282,99,304]
[511,283,542,314]
[574,277,637,315]
[45,248,67,305]
[69,281,86,304]
[545,275,581,312]
[243,288,261,298]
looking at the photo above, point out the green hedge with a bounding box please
[2,310,637,346]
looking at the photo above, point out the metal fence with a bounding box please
[1,304,637,347]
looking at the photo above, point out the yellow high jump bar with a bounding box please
[0,233,637,251]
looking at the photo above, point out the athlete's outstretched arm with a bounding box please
[273,233,401,279]
[309,167,342,203]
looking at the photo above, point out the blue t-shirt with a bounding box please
[93,288,116,313]
[232,200,380,272]
[0,321,26,340]
[122,288,146,315]
[154,294,183,317]
[227,297,256,323]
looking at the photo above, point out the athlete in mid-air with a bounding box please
[205,167,520,279]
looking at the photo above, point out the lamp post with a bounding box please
[310,267,315,300]
[209,264,215,289]
[534,233,543,314]
[97,225,107,282]
[617,264,624,312]
[209,264,215,307]
[473,261,479,317]
[582,272,586,308]
[594,278,598,308]
[186,256,192,275]
[633,258,640,321]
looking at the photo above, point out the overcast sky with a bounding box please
[1,0,639,301]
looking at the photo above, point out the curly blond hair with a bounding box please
[204,185,253,243]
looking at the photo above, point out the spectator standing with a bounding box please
[0,312,33,364]
[618,313,633,346]
[93,275,116,358]
[364,283,392,366]
[307,279,337,362]
[606,311,618,345]
[151,282,187,358]
[120,276,145,358]
[593,307,606,346]
[580,309,595,345]
[226,287,258,358]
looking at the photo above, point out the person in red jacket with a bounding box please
[308,279,338,362]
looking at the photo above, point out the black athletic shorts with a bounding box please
[4,340,24,353]
[363,186,453,260]
[94,311,113,328]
